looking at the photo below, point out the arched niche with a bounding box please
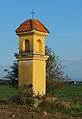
[37,39,42,53]
[25,39,30,52]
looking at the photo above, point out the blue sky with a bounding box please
[0,0,82,80]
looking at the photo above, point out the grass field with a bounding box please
[55,84,82,100]
[0,85,18,102]
[0,84,82,100]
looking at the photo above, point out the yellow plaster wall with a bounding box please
[16,30,48,95]
[33,34,45,54]
[19,60,33,86]
[17,55,48,95]
[19,34,33,53]
[33,59,46,95]
[19,32,46,54]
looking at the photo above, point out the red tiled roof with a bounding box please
[15,18,49,33]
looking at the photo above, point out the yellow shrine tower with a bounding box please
[15,18,49,95]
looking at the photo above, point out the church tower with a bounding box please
[15,18,49,95]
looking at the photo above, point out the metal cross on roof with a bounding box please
[31,10,35,18]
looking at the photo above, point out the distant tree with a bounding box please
[46,46,66,81]
[45,46,70,93]
[4,61,18,86]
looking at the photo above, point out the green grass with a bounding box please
[57,84,82,100]
[0,85,18,101]
[0,84,82,100]
[48,84,82,100]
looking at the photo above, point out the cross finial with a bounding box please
[31,10,35,18]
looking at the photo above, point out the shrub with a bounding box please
[11,84,34,106]
[46,79,66,95]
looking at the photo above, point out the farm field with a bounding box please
[54,84,82,100]
[0,85,18,97]
[0,85,18,103]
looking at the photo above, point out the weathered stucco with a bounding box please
[16,20,49,95]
